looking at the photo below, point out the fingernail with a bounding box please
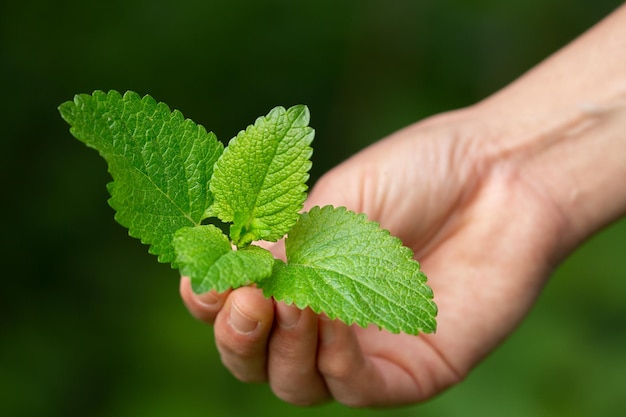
[229,301,259,334]
[319,316,334,345]
[277,303,302,329]
[196,291,220,307]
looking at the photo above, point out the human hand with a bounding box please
[181,4,626,405]
[179,106,566,406]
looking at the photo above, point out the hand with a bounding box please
[180,106,566,406]
[181,5,626,406]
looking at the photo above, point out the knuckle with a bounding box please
[228,365,267,384]
[271,387,325,407]
[268,368,330,406]
[318,356,355,381]
[269,337,302,365]
[217,342,268,383]
[337,395,374,409]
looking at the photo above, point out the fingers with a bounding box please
[181,276,416,407]
[267,303,330,405]
[181,279,275,383]
[316,320,421,408]
[179,277,230,323]
[316,319,384,407]
[183,274,332,405]
[213,286,275,383]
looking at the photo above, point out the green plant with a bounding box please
[59,90,437,335]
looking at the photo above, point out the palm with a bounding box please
[306,111,563,404]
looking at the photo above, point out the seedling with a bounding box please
[59,90,437,335]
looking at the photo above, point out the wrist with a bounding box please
[495,97,626,257]
[467,5,626,257]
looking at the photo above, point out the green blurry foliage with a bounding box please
[1,1,624,416]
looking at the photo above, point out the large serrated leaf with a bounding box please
[58,90,224,263]
[208,105,314,247]
[259,206,437,335]
[173,225,275,293]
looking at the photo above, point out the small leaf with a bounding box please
[259,206,437,335]
[209,105,314,247]
[174,225,275,293]
[58,90,224,264]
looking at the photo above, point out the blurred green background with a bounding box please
[2,0,625,416]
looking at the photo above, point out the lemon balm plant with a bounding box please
[59,90,437,335]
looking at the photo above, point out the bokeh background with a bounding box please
[2,1,625,416]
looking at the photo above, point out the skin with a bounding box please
[180,4,626,407]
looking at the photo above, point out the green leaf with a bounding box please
[60,93,438,331]
[174,225,275,293]
[58,90,224,264]
[259,206,437,335]
[209,105,314,247]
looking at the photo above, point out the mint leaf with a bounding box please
[60,93,437,335]
[260,206,437,335]
[174,225,275,293]
[208,105,314,247]
[58,90,224,263]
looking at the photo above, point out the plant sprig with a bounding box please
[59,90,437,335]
